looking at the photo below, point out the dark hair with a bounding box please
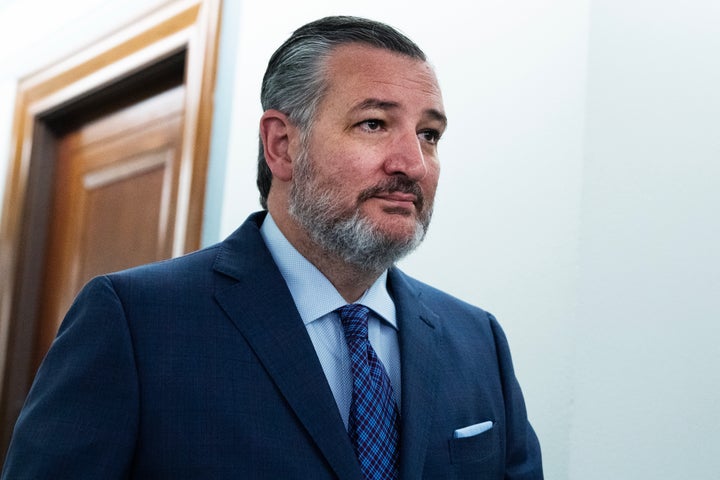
[256,16,427,209]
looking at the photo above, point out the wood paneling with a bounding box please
[34,86,185,366]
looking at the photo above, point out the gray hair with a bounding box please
[257,16,427,209]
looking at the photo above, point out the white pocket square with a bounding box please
[453,420,494,439]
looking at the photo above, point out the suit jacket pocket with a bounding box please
[448,424,500,464]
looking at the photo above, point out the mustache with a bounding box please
[357,176,424,210]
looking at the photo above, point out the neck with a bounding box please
[298,241,383,303]
[268,202,383,303]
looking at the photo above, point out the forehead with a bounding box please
[320,43,444,115]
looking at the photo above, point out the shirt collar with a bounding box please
[260,213,397,329]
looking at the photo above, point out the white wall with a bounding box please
[1,0,719,478]
[569,0,720,478]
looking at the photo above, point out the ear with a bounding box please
[259,109,299,182]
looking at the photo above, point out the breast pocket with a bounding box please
[448,424,500,464]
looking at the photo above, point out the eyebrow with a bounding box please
[351,98,448,129]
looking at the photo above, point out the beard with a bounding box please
[288,147,433,273]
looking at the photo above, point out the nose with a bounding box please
[383,130,428,181]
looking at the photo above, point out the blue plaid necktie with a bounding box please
[337,304,400,480]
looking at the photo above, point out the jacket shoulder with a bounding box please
[391,268,495,322]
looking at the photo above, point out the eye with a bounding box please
[358,119,384,132]
[418,129,441,145]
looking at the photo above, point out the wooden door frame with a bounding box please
[0,0,222,451]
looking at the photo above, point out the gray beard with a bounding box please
[288,150,432,273]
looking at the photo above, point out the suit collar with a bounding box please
[213,212,363,480]
[388,268,442,480]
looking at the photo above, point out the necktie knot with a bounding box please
[337,304,370,341]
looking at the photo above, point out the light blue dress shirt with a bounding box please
[260,213,401,428]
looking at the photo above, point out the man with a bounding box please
[2,16,542,479]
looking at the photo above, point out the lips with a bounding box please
[357,177,424,211]
[376,192,417,204]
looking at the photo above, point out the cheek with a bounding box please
[422,163,440,197]
[310,141,365,174]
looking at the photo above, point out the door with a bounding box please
[0,1,222,460]
[34,84,186,368]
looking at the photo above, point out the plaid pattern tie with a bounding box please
[337,304,400,480]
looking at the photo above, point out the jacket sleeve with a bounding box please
[488,314,544,479]
[2,276,138,479]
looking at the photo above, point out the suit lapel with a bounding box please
[389,268,442,480]
[213,214,363,480]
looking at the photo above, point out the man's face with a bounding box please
[288,43,446,271]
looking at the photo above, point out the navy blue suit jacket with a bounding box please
[2,212,542,479]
